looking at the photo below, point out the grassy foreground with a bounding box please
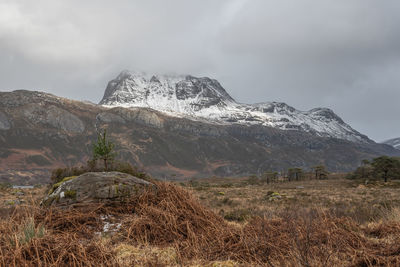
[0,178,400,266]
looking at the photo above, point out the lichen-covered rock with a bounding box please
[41,172,156,207]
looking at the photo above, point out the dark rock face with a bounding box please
[0,111,11,130]
[175,76,234,109]
[41,172,156,207]
[309,108,345,124]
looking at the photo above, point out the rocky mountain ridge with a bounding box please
[382,137,400,150]
[1,90,399,184]
[100,71,369,143]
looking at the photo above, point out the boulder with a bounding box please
[266,191,283,201]
[41,172,156,207]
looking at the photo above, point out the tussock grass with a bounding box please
[0,181,400,266]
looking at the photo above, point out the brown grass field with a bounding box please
[0,176,400,266]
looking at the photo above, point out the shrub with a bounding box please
[246,174,260,185]
[349,156,400,182]
[224,208,252,222]
[10,217,46,246]
[50,161,152,184]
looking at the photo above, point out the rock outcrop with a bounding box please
[0,111,11,130]
[21,104,84,133]
[41,172,156,207]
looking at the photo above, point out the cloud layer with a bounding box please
[1,0,399,141]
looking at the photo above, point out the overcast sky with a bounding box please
[0,0,399,142]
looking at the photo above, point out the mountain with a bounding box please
[100,71,369,143]
[382,138,400,150]
[1,90,399,185]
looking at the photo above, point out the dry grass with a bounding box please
[0,180,400,266]
[187,177,400,224]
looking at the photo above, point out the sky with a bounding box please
[0,0,399,142]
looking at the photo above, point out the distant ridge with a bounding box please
[382,137,400,150]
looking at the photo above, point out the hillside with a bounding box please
[1,90,399,184]
[382,137,400,150]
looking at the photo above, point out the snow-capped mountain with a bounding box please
[100,71,369,143]
[382,137,400,150]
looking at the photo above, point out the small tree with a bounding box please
[261,171,278,184]
[352,164,373,180]
[288,168,303,181]
[288,168,295,182]
[93,129,116,171]
[312,165,328,180]
[371,156,400,183]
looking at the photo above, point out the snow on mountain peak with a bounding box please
[100,70,370,143]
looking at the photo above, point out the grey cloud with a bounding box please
[0,0,399,141]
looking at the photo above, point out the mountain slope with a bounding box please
[382,137,400,150]
[1,90,399,184]
[100,71,369,143]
